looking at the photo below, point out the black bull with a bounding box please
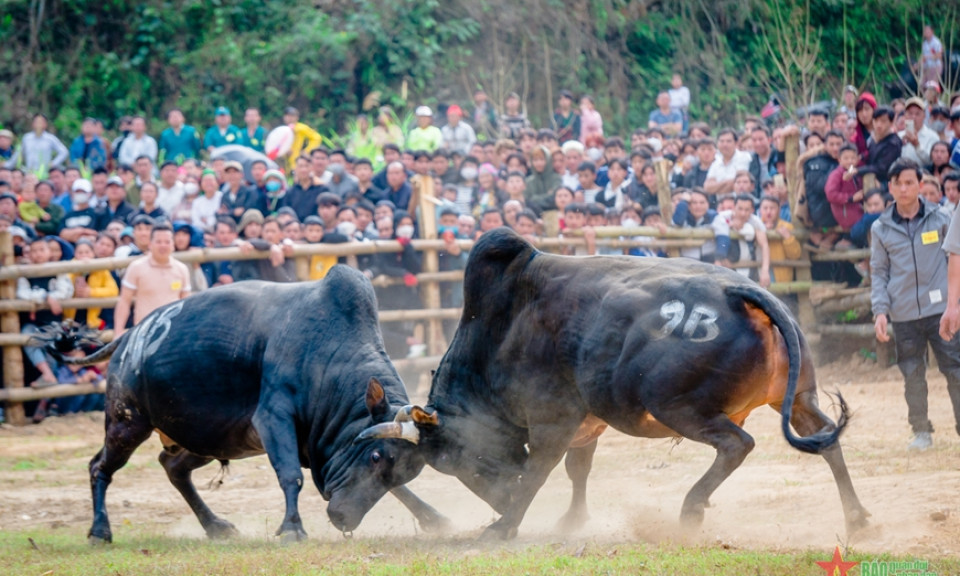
[54,266,448,543]
[359,228,870,539]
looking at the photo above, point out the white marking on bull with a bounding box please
[123,301,186,375]
[658,301,719,342]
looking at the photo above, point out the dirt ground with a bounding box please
[1,355,959,557]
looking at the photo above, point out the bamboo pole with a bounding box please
[0,232,25,425]
[654,159,674,224]
[414,175,446,357]
[766,281,814,295]
[785,132,801,221]
[810,249,871,262]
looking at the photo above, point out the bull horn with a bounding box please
[395,405,414,422]
[355,421,420,444]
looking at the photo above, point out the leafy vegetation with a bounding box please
[0,0,952,139]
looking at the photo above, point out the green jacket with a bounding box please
[525,161,560,214]
[159,125,202,160]
[35,202,65,236]
[203,125,243,149]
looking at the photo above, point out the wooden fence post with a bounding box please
[782,132,816,330]
[414,175,446,357]
[655,159,678,256]
[0,233,25,425]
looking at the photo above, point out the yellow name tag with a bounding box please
[171,280,182,291]
[922,230,939,245]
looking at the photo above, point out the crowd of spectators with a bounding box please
[2,45,960,421]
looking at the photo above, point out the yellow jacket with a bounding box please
[309,254,339,281]
[64,270,119,329]
[768,220,803,284]
[287,122,323,172]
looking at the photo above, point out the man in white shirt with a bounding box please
[157,161,185,214]
[704,128,751,197]
[117,116,158,167]
[899,97,939,166]
[668,73,690,133]
[440,105,476,155]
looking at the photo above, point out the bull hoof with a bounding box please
[278,528,308,545]
[204,518,239,540]
[479,520,518,541]
[555,510,590,534]
[417,512,454,534]
[679,505,705,532]
[845,507,871,535]
[87,534,111,546]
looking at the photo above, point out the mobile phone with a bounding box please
[906,119,915,134]
[773,174,785,188]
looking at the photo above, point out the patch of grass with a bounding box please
[1,458,50,472]
[4,528,960,576]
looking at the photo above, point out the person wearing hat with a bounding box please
[95,175,137,231]
[219,160,258,221]
[116,115,158,168]
[440,105,476,156]
[60,179,99,243]
[69,117,108,171]
[553,90,581,144]
[0,191,37,240]
[0,128,19,168]
[406,106,443,153]
[159,108,202,161]
[281,107,323,173]
[900,97,939,166]
[261,168,287,214]
[203,106,242,152]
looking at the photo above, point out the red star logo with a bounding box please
[816,546,859,576]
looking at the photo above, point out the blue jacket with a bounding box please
[69,136,108,171]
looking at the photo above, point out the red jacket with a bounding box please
[824,165,863,230]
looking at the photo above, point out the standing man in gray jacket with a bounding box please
[872,158,960,451]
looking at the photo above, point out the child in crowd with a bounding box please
[64,239,118,329]
[576,162,603,204]
[303,215,339,280]
[562,203,596,256]
[513,209,538,241]
[504,172,527,205]
[850,188,887,249]
[17,182,48,227]
[824,143,864,234]
[53,348,106,415]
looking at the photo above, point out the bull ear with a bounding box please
[365,378,390,421]
[410,406,439,427]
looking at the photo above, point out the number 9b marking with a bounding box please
[659,300,719,342]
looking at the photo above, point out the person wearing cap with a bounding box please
[553,90,581,144]
[203,106,242,152]
[281,107,323,173]
[117,115,158,168]
[159,108,202,161]
[0,128,19,169]
[20,113,69,171]
[94,175,136,231]
[219,160,258,221]
[406,106,443,152]
[60,180,99,243]
[899,97,939,166]
[68,117,107,171]
[440,105,476,156]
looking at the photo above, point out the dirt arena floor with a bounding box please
[1,355,959,557]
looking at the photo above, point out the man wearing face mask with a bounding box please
[261,169,287,214]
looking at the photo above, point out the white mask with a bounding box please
[336,221,357,237]
[460,167,478,181]
[396,224,415,239]
[73,192,90,205]
[621,218,639,228]
[184,182,199,196]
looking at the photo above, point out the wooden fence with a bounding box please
[0,134,881,425]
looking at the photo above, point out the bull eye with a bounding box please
[371,451,382,464]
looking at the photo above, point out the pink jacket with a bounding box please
[579,108,603,145]
[824,165,863,230]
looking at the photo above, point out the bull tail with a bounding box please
[34,322,126,366]
[725,284,848,455]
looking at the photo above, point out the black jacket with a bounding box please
[803,153,839,229]
[94,201,136,231]
[858,133,903,185]
[749,149,782,198]
[282,182,327,221]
